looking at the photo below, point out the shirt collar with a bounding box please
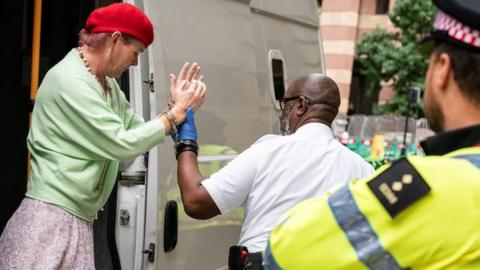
[294,122,333,138]
[420,124,480,155]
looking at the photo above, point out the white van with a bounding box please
[2,0,324,269]
[112,1,325,269]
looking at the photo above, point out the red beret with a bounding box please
[86,3,154,47]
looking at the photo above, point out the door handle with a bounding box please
[163,200,178,252]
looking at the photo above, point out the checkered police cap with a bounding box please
[420,0,480,54]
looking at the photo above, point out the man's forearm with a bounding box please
[177,151,203,195]
[177,151,220,219]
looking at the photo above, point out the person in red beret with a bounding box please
[0,3,206,269]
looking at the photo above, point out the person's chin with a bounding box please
[112,71,125,78]
[117,68,129,77]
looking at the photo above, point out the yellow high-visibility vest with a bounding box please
[265,146,480,270]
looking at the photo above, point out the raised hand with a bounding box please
[191,76,207,112]
[169,62,201,102]
[172,79,207,124]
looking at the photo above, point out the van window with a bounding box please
[268,50,286,110]
[272,59,285,101]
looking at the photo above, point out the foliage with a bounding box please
[355,0,436,117]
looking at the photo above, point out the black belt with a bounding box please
[228,246,264,270]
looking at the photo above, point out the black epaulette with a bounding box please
[367,158,431,218]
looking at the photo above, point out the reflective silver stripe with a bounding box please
[328,186,404,269]
[263,242,283,270]
[454,154,480,169]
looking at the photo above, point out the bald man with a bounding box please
[175,74,374,269]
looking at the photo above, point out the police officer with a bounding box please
[264,0,480,269]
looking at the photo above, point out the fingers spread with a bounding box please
[177,80,188,91]
[189,80,199,92]
[169,74,176,100]
[178,62,190,81]
[200,83,207,99]
[194,67,202,80]
[200,82,207,100]
[195,81,206,98]
[169,73,176,87]
[186,63,200,82]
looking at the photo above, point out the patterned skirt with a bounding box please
[0,197,95,270]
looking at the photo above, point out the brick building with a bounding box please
[319,0,396,115]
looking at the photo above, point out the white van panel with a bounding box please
[125,0,325,269]
[145,1,263,269]
[250,0,320,27]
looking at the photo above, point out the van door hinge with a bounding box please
[119,209,130,225]
[142,73,154,92]
[142,243,155,263]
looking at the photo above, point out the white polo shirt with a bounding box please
[202,123,374,252]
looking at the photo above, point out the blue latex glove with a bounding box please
[178,108,197,141]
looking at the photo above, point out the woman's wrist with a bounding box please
[171,106,187,124]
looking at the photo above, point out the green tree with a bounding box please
[355,0,436,117]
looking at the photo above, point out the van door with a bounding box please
[122,0,325,269]
[142,0,268,269]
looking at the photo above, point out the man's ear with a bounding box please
[433,52,452,92]
[294,96,308,116]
